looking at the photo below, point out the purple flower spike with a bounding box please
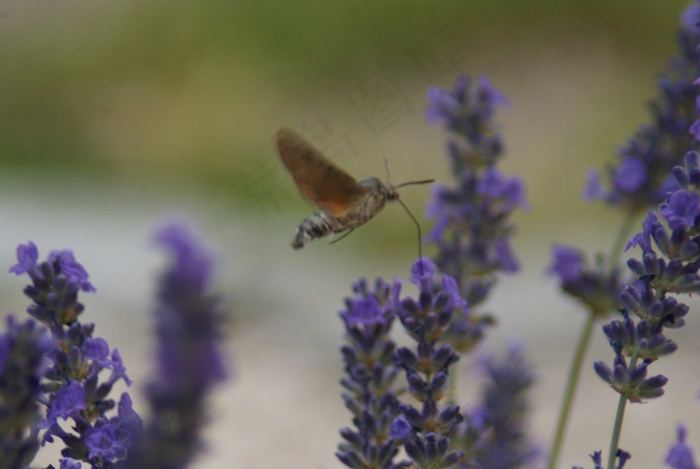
[425,74,526,315]
[124,221,226,468]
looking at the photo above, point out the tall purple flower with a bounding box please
[123,222,226,469]
[425,75,527,315]
[390,258,467,469]
[336,277,404,469]
[592,143,700,467]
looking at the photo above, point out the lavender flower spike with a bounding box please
[123,222,227,469]
[425,75,526,311]
[10,242,140,467]
[336,277,404,469]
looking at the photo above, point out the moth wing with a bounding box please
[276,127,367,217]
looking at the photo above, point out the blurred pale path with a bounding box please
[1,1,699,468]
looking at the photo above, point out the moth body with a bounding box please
[292,177,398,249]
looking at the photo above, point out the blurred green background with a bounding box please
[0,0,688,221]
[2,1,699,468]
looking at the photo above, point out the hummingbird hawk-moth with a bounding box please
[275,127,433,249]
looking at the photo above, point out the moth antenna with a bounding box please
[396,198,426,275]
[329,228,355,245]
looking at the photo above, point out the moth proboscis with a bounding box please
[275,127,433,257]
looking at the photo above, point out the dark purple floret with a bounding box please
[659,190,700,229]
[84,422,125,460]
[48,250,96,294]
[9,241,38,275]
[47,381,85,422]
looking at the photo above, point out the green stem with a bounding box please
[606,353,638,469]
[546,311,596,469]
[547,209,640,469]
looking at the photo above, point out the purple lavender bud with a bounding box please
[400,404,425,428]
[396,347,420,370]
[432,345,460,371]
[407,372,428,401]
[336,449,363,469]
[404,435,427,465]
[594,360,613,383]
[627,363,648,386]
[637,374,668,400]
[430,372,448,395]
